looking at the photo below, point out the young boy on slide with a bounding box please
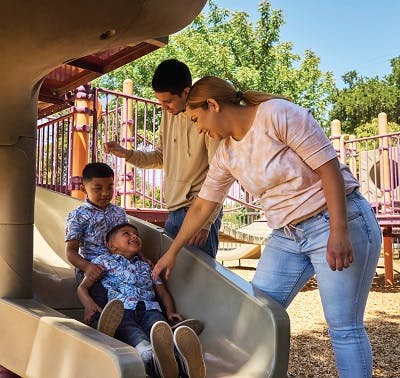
[78,223,206,378]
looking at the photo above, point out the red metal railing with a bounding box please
[335,132,400,224]
[36,88,400,229]
[37,114,73,194]
[36,88,261,224]
[36,95,399,284]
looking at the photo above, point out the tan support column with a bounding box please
[0,92,36,300]
[330,119,341,158]
[120,79,134,208]
[70,85,94,200]
[378,112,394,285]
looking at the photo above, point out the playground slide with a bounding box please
[217,243,262,261]
[2,188,290,377]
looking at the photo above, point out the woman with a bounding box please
[152,76,381,377]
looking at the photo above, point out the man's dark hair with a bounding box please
[82,162,114,183]
[151,59,192,95]
[106,222,139,243]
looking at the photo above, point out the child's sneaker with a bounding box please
[170,318,204,336]
[150,321,179,378]
[97,299,124,337]
[173,325,206,378]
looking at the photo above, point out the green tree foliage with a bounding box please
[330,57,400,135]
[95,1,335,125]
[354,118,400,139]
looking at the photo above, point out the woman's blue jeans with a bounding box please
[252,191,381,378]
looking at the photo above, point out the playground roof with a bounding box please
[38,37,167,119]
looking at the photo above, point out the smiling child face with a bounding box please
[107,225,142,259]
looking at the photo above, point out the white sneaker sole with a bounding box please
[150,321,178,378]
[173,325,206,378]
[97,299,124,337]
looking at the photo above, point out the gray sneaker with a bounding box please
[97,299,124,337]
[173,325,206,378]
[170,319,204,336]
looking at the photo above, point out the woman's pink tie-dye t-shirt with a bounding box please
[199,99,359,229]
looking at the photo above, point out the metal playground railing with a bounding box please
[36,86,398,284]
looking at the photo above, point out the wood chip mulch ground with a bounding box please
[227,260,400,378]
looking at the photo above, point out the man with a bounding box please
[104,59,222,257]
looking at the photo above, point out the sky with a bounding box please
[214,0,400,87]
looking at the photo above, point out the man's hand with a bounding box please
[84,263,104,281]
[104,141,131,159]
[152,251,177,281]
[326,231,354,271]
[188,228,209,246]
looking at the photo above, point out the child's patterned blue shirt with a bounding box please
[92,254,162,311]
[65,200,127,261]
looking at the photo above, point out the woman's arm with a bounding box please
[152,197,219,280]
[315,158,353,271]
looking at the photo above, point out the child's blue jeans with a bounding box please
[252,190,381,378]
[115,301,166,348]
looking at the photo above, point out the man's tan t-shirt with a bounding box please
[127,110,220,228]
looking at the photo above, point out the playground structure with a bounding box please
[331,115,400,285]
[36,83,399,284]
[1,0,397,374]
[0,1,290,377]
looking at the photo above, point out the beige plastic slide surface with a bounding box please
[0,298,143,378]
[30,188,290,377]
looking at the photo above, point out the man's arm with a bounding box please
[104,114,165,169]
[188,203,222,247]
[104,141,163,169]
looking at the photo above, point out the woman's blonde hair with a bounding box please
[186,76,288,109]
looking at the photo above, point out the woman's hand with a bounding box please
[326,230,354,271]
[152,251,177,281]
